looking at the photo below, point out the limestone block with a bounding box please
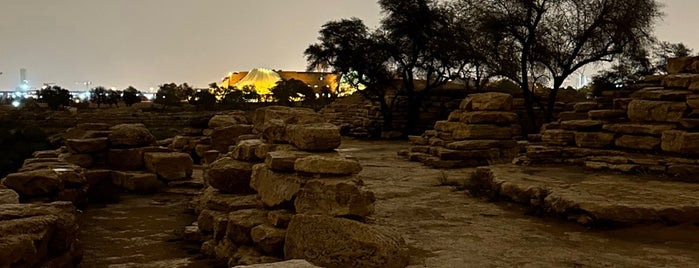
[602,123,676,136]
[198,187,260,212]
[107,148,143,170]
[614,135,661,151]
[265,151,311,172]
[32,150,60,158]
[436,147,500,161]
[460,92,513,111]
[250,224,286,256]
[284,215,408,268]
[434,121,464,133]
[108,124,156,148]
[266,210,293,228]
[2,169,62,196]
[460,111,518,124]
[680,119,699,130]
[408,135,429,145]
[197,209,227,233]
[233,260,320,268]
[541,129,576,146]
[666,56,699,74]
[144,152,193,181]
[65,138,108,153]
[573,102,598,112]
[250,164,305,207]
[208,114,248,129]
[58,153,93,168]
[226,209,268,244]
[663,74,699,89]
[627,100,686,123]
[294,179,375,219]
[613,98,633,111]
[558,112,589,121]
[110,171,164,193]
[452,125,513,140]
[294,155,362,175]
[661,130,699,155]
[447,110,464,122]
[231,139,266,162]
[206,157,255,194]
[575,132,615,148]
[560,120,605,131]
[445,140,517,150]
[285,123,341,151]
[195,144,213,159]
[253,106,321,130]
[0,189,19,204]
[587,110,627,120]
[630,88,693,101]
[210,125,254,152]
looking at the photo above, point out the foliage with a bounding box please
[153,83,193,108]
[90,86,108,107]
[37,85,71,110]
[271,79,316,106]
[188,89,217,110]
[122,86,142,107]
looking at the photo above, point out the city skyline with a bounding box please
[0,0,695,91]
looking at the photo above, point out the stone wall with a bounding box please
[519,56,699,180]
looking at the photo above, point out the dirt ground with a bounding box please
[340,138,699,267]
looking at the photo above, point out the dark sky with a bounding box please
[0,0,694,91]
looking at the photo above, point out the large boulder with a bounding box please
[2,168,84,197]
[231,139,267,162]
[143,152,193,181]
[459,92,513,111]
[293,155,362,176]
[661,130,699,155]
[108,124,156,148]
[294,179,375,220]
[285,123,341,151]
[210,125,254,152]
[627,100,687,123]
[206,157,255,193]
[284,215,409,268]
[575,132,615,148]
[209,113,249,129]
[65,138,109,154]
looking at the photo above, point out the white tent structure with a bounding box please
[227,68,281,95]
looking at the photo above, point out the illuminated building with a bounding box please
[218,68,341,95]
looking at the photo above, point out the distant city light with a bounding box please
[11,100,20,107]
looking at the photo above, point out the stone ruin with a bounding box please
[518,56,699,180]
[400,92,523,168]
[191,106,408,267]
[0,106,409,267]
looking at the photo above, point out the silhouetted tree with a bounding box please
[106,89,121,107]
[271,79,314,106]
[154,83,181,108]
[188,89,217,110]
[90,86,108,108]
[122,86,142,107]
[37,85,71,110]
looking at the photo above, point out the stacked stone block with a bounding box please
[192,106,407,267]
[522,56,699,180]
[402,92,522,168]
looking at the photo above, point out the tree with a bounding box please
[122,86,142,107]
[653,41,694,74]
[106,89,121,107]
[188,89,217,110]
[241,85,261,103]
[154,83,181,108]
[37,85,71,110]
[271,79,314,106]
[468,0,661,126]
[90,86,108,108]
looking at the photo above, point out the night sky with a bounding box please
[0,0,694,91]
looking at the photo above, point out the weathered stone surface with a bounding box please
[111,171,164,192]
[408,135,429,145]
[434,121,464,133]
[65,138,108,153]
[687,95,699,109]
[209,113,248,129]
[266,210,293,228]
[680,119,699,130]
[560,120,605,131]
[587,110,627,120]
[436,147,501,161]
[630,88,693,101]
[285,214,408,268]
[285,123,341,151]
[197,209,227,233]
[666,56,699,74]
[541,129,576,146]
[265,151,311,172]
[627,100,687,123]
[226,209,268,244]
[0,189,19,204]
[447,110,464,122]
[108,123,156,148]
[295,179,375,219]
[614,135,661,151]
[294,155,362,175]
[251,164,305,207]
[459,111,518,124]
[250,224,286,256]
[2,169,63,196]
[59,153,94,168]
[206,157,255,193]
[233,259,320,268]
[661,130,699,155]
[460,92,513,111]
[573,102,598,112]
[210,125,254,152]
[0,201,80,268]
[602,123,676,136]
[445,140,517,150]
[231,246,282,266]
[144,152,193,181]
[198,187,260,212]
[575,132,615,148]
[662,74,698,89]
[253,106,321,129]
[32,150,60,159]
[231,139,266,162]
[107,148,144,170]
[558,111,589,121]
[453,125,513,140]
